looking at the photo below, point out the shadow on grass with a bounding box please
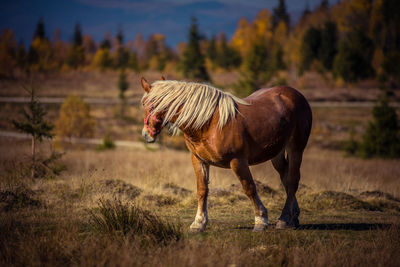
[297,223,392,231]
[233,223,393,231]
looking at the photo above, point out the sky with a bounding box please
[0,0,333,47]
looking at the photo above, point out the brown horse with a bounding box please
[140,77,312,232]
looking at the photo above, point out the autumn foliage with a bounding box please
[0,0,399,90]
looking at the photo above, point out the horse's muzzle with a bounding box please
[142,127,156,143]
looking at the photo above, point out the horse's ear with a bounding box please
[141,77,151,93]
[161,76,166,80]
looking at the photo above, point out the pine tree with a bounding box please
[235,39,269,97]
[273,0,290,28]
[118,69,129,100]
[118,69,129,117]
[360,95,400,158]
[299,27,321,74]
[66,23,85,69]
[207,34,217,64]
[181,17,209,81]
[12,83,54,178]
[216,33,241,70]
[319,21,338,70]
[33,17,46,40]
[333,30,374,82]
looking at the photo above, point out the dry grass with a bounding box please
[1,137,400,266]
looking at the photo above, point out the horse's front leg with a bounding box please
[190,154,210,232]
[230,158,268,232]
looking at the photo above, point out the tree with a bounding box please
[66,23,85,69]
[333,30,374,82]
[216,32,241,70]
[118,69,129,100]
[319,21,338,70]
[118,69,129,117]
[235,39,269,97]
[181,17,209,81]
[12,83,54,178]
[360,95,400,158]
[273,0,290,28]
[28,18,53,71]
[299,27,321,74]
[0,29,17,77]
[207,34,217,64]
[55,96,95,139]
[33,17,47,41]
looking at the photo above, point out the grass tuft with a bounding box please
[88,199,182,244]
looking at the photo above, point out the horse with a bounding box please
[140,77,312,232]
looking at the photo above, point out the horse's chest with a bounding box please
[184,137,231,167]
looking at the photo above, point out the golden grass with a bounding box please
[1,137,400,266]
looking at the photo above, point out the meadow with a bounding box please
[1,72,400,266]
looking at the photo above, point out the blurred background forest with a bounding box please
[1,0,399,93]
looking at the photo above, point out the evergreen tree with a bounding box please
[360,95,400,158]
[118,69,129,116]
[299,27,321,74]
[12,83,54,178]
[73,23,83,46]
[216,33,241,70]
[333,30,374,82]
[118,69,129,100]
[273,0,290,28]
[16,40,27,71]
[66,23,85,69]
[235,39,269,97]
[33,17,46,40]
[128,51,139,71]
[319,21,338,70]
[181,17,209,81]
[207,34,217,64]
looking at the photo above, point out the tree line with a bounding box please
[0,0,399,92]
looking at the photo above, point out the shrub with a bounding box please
[343,126,359,155]
[55,96,95,139]
[88,199,181,245]
[96,134,115,151]
[360,96,400,158]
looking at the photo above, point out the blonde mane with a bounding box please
[142,80,249,131]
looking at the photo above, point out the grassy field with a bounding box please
[1,71,400,266]
[1,136,400,266]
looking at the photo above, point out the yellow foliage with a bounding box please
[231,17,253,56]
[253,9,273,40]
[274,21,288,46]
[55,96,95,139]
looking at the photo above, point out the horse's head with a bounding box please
[141,77,165,143]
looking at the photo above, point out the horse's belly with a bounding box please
[247,137,286,165]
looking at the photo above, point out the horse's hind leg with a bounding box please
[230,158,268,232]
[272,148,302,229]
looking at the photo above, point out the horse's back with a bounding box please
[237,86,312,163]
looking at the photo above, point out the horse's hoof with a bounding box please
[252,224,268,232]
[276,220,289,229]
[189,227,205,233]
[276,219,298,229]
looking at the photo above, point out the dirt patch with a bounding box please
[90,179,142,200]
[0,186,41,211]
[161,183,192,197]
[228,180,277,196]
[301,191,382,211]
[359,191,400,202]
[142,194,179,207]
